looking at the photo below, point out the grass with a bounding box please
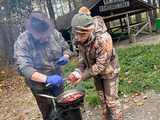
[63,44,160,106]
[118,44,160,95]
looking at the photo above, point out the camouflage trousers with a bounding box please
[94,74,123,120]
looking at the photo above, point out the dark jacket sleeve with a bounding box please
[14,33,37,79]
[54,29,72,56]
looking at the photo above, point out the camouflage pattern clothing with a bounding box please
[93,16,107,34]
[75,18,122,119]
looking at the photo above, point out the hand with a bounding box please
[56,56,69,66]
[46,74,64,86]
[67,70,81,84]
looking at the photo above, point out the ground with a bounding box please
[0,34,160,120]
[83,90,160,120]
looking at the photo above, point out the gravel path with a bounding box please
[114,34,160,48]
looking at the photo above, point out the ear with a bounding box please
[90,25,95,33]
[92,27,95,33]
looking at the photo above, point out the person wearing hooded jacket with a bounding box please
[67,7,123,120]
[14,11,71,120]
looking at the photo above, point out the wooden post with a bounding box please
[126,13,133,43]
[106,22,112,33]
[159,0,160,13]
[148,0,155,26]
[120,18,124,32]
[135,13,142,30]
[147,11,152,33]
[153,0,157,23]
[126,13,130,33]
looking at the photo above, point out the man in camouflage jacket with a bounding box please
[67,13,123,120]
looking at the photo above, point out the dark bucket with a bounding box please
[49,89,85,120]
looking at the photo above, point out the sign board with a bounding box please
[99,0,130,12]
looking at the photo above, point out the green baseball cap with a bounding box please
[71,13,94,32]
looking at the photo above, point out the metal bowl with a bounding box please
[56,89,85,105]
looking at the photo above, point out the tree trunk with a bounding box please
[0,23,9,65]
[46,0,56,28]
[7,19,14,64]
[72,0,77,9]
[68,0,72,11]
[60,0,64,15]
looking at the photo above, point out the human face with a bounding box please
[74,31,91,44]
[32,33,50,43]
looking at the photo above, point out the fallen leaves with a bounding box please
[127,80,133,84]
[123,92,149,108]
[136,101,144,106]
[0,88,2,94]
[0,67,26,99]
[131,92,141,98]
[143,95,148,99]
[0,70,5,74]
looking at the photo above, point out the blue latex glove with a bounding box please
[46,74,64,86]
[56,56,69,65]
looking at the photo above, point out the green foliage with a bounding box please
[118,44,160,95]
[62,59,77,76]
[85,93,100,107]
[63,44,160,106]
[80,80,100,106]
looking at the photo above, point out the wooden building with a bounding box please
[56,0,155,42]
